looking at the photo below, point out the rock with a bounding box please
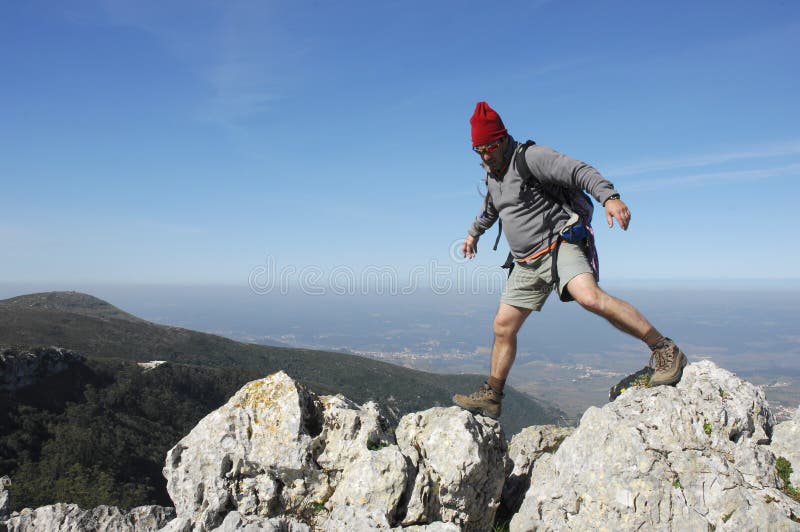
[323,505,392,531]
[510,361,800,531]
[395,407,508,532]
[392,523,460,531]
[164,372,325,529]
[164,372,511,531]
[0,347,84,392]
[137,361,167,372]
[163,372,395,531]
[210,511,310,531]
[771,406,800,488]
[10,363,799,530]
[3,503,174,531]
[314,395,394,474]
[327,447,408,523]
[0,476,10,521]
[500,425,574,519]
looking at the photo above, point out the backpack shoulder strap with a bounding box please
[479,171,504,251]
[517,140,583,231]
[514,140,537,185]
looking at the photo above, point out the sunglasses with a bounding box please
[473,139,503,155]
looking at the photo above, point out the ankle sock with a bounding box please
[642,327,666,349]
[488,376,505,394]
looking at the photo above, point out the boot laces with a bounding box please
[649,342,674,372]
[471,383,499,401]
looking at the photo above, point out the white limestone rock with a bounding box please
[0,476,10,521]
[315,395,394,475]
[327,447,408,523]
[163,371,395,531]
[210,511,310,531]
[501,425,574,518]
[395,407,507,532]
[771,406,800,488]
[510,361,800,531]
[0,347,83,392]
[164,372,325,529]
[323,505,392,531]
[3,503,174,531]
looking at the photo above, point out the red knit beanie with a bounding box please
[470,101,507,147]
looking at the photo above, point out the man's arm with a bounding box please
[464,199,498,258]
[524,145,618,205]
[525,144,631,230]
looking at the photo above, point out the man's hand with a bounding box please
[605,199,631,231]
[462,234,479,259]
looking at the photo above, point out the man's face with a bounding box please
[474,137,507,174]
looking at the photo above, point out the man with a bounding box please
[452,101,687,419]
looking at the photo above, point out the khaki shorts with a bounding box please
[500,241,593,311]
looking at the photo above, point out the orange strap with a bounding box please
[517,240,561,263]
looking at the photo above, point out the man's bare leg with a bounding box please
[452,302,532,418]
[565,273,656,341]
[566,272,687,386]
[488,303,533,392]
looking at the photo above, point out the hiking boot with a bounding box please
[648,338,688,387]
[452,382,502,419]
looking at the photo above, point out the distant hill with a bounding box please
[0,292,564,433]
[0,291,144,323]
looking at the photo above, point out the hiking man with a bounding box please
[452,101,687,419]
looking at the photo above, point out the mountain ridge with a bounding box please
[0,290,563,433]
[0,291,566,510]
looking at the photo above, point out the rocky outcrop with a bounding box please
[2,503,174,532]
[394,408,507,529]
[772,406,800,488]
[500,425,574,520]
[4,362,798,531]
[163,372,505,531]
[510,360,800,531]
[0,347,84,392]
[0,476,10,522]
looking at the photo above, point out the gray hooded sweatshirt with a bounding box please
[468,136,619,260]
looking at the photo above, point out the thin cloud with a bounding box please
[88,1,293,127]
[609,139,800,177]
[625,163,800,191]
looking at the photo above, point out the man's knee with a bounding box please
[572,285,605,313]
[493,313,522,339]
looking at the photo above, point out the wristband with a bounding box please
[603,194,621,206]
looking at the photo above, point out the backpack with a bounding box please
[488,140,600,302]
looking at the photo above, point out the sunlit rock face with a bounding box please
[511,361,800,531]
[7,362,799,531]
[163,371,506,531]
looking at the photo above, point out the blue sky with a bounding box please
[2,0,799,286]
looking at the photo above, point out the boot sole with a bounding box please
[650,353,688,387]
[452,398,501,420]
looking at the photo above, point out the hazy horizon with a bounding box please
[2,281,798,420]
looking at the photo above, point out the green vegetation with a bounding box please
[0,292,563,435]
[543,434,568,454]
[672,479,682,489]
[721,510,735,522]
[366,440,390,451]
[1,358,264,510]
[776,456,800,503]
[776,456,793,486]
[703,420,712,436]
[492,519,510,532]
